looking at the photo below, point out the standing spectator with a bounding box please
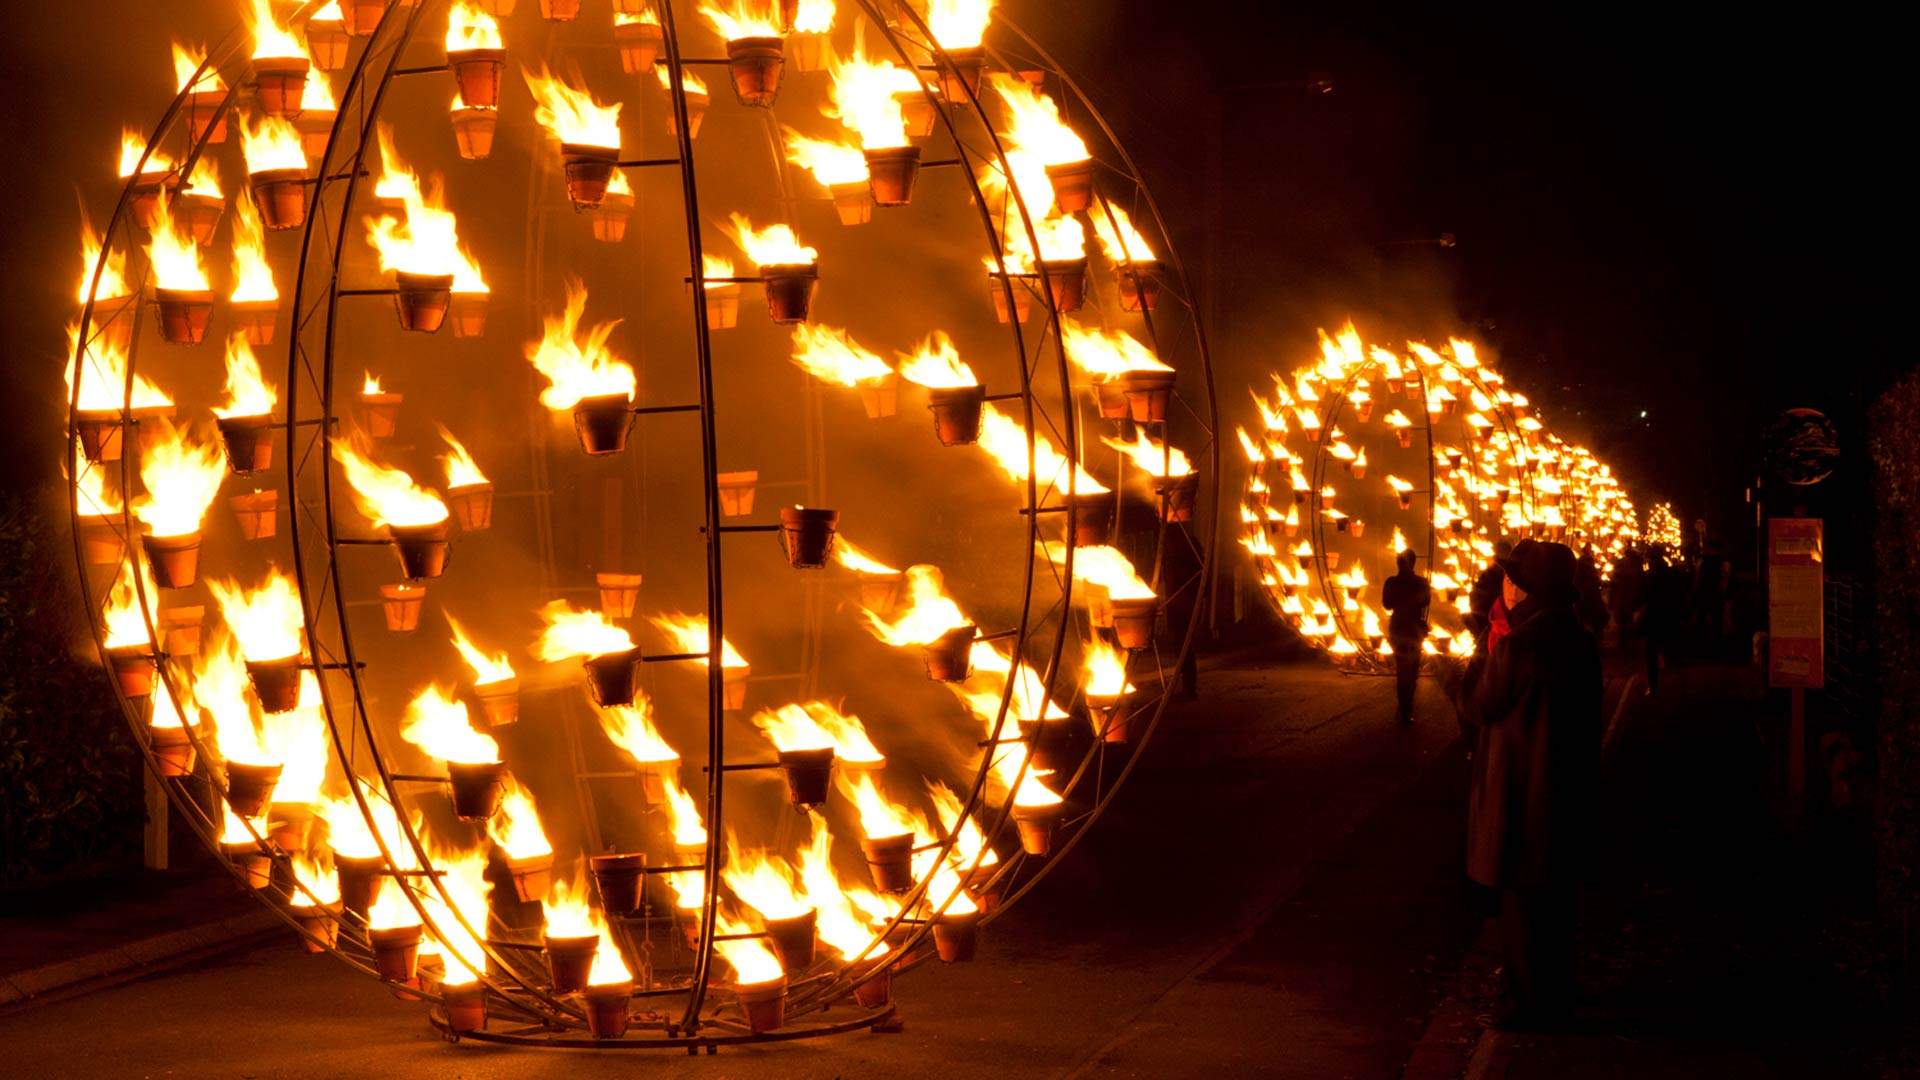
[1469,541,1514,648]
[1381,549,1431,725]
[1574,546,1608,637]
[1608,548,1644,652]
[1461,541,1602,1029]
[1641,548,1685,692]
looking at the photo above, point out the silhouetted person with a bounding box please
[1574,547,1608,637]
[1641,549,1684,692]
[1461,541,1601,1029]
[1381,549,1431,724]
[1469,541,1513,647]
[1608,549,1644,651]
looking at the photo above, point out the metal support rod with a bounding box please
[616,158,683,169]
[982,391,1023,402]
[699,761,782,773]
[681,276,763,286]
[337,288,402,297]
[642,651,709,663]
[629,403,704,416]
[387,773,450,784]
[392,64,449,75]
[715,524,781,533]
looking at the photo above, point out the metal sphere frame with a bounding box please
[66,0,1220,1051]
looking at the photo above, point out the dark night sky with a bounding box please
[2,2,1903,567]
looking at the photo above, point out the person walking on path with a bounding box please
[1640,548,1685,692]
[1381,549,1432,724]
[1460,540,1602,1029]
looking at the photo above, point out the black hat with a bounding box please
[1508,540,1577,599]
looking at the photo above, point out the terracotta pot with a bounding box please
[447,482,492,532]
[1153,472,1198,522]
[216,413,274,474]
[1395,428,1413,449]
[142,532,203,589]
[380,582,425,631]
[584,981,632,1038]
[988,273,1032,324]
[475,678,518,726]
[1117,264,1162,312]
[614,20,665,74]
[149,723,198,777]
[830,181,873,226]
[572,394,635,455]
[776,747,834,806]
[448,292,487,339]
[153,288,215,345]
[926,384,985,446]
[385,520,449,581]
[669,92,707,140]
[1066,492,1113,547]
[704,281,738,328]
[1045,158,1095,213]
[539,0,580,20]
[443,980,486,1032]
[735,975,787,1033]
[299,111,338,159]
[128,172,170,231]
[226,489,275,541]
[175,191,225,246]
[371,924,424,983]
[480,0,516,13]
[247,655,305,714]
[938,45,986,100]
[716,471,757,517]
[225,761,283,818]
[857,572,905,615]
[252,55,310,118]
[1087,693,1130,743]
[1108,596,1158,650]
[589,853,646,916]
[594,191,633,243]
[393,271,453,333]
[447,47,505,108]
[764,911,817,973]
[544,933,598,992]
[447,760,506,820]
[78,516,126,566]
[923,623,977,682]
[106,646,156,699]
[1012,801,1061,856]
[963,861,1004,914]
[760,263,818,324]
[337,854,383,917]
[451,106,496,160]
[1119,368,1176,424]
[308,18,348,70]
[932,909,979,962]
[1038,257,1088,313]
[726,36,783,107]
[902,96,937,138]
[187,90,229,144]
[864,145,921,207]
[251,168,310,231]
[779,506,839,569]
[85,293,137,353]
[596,572,644,617]
[851,957,892,1007]
[224,839,273,890]
[231,298,279,345]
[788,31,827,72]
[860,832,914,893]
[561,143,619,209]
[354,391,398,440]
[858,374,898,419]
[582,647,643,707]
[724,665,749,711]
[292,902,341,953]
[73,411,123,463]
[267,804,314,854]
[507,852,554,903]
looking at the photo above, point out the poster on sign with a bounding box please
[1767,517,1824,689]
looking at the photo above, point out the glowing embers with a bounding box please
[363,131,487,333]
[524,65,623,209]
[701,0,785,107]
[898,332,984,446]
[524,280,638,454]
[245,0,311,119]
[212,334,279,474]
[790,324,897,417]
[334,439,452,579]
[783,127,873,226]
[827,34,923,206]
[242,112,311,232]
[132,421,225,588]
[537,600,641,707]
[143,196,214,345]
[721,213,819,324]
[1062,318,1175,423]
[401,684,504,820]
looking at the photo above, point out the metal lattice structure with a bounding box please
[66,0,1216,1049]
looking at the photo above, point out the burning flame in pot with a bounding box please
[523,64,622,151]
[525,279,637,409]
[213,335,278,419]
[722,833,813,921]
[133,422,225,537]
[194,630,274,764]
[444,613,514,686]
[144,197,209,291]
[102,558,159,650]
[245,0,307,60]
[543,873,597,939]
[596,698,680,767]
[860,564,968,646]
[118,128,174,180]
[782,127,870,187]
[896,331,978,388]
[446,1,503,50]
[790,324,893,387]
[535,600,634,661]
[700,0,781,40]
[926,780,998,871]
[751,703,835,753]
[714,912,784,986]
[977,404,1108,495]
[588,921,633,986]
[1101,429,1192,478]
[76,215,128,303]
[827,33,917,150]
[722,212,817,267]
[1083,635,1135,697]
[334,442,450,528]
[229,195,278,304]
[290,851,342,907]
[172,41,226,94]
[263,671,328,804]
[366,169,486,287]
[929,0,995,48]
[795,0,834,31]
[805,702,884,767]
[436,426,488,489]
[241,112,307,174]
[837,771,914,842]
[366,875,423,931]
[73,451,123,519]
[400,684,499,765]
[66,325,170,413]
[1061,319,1171,381]
[992,74,1089,167]
[650,613,748,671]
[656,64,710,98]
[833,537,900,576]
[1090,201,1157,264]
[206,567,303,663]
[488,774,553,860]
[799,816,890,960]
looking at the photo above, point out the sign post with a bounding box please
[1767,517,1824,821]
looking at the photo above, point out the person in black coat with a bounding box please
[1460,540,1602,1028]
[1381,549,1431,724]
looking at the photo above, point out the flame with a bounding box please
[76,216,129,304]
[366,876,423,931]
[319,788,411,864]
[782,126,869,187]
[1083,635,1134,697]
[143,197,209,291]
[118,128,174,179]
[365,170,485,287]
[588,921,632,985]
[241,112,307,173]
[543,874,597,938]
[606,166,633,198]
[66,325,170,414]
[794,0,834,32]
[400,684,499,764]
[535,599,634,661]
[722,832,812,920]
[194,630,271,764]
[833,537,900,576]
[301,68,338,113]
[132,423,225,538]
[523,64,622,150]
[595,698,680,766]
[102,558,159,650]
[805,701,883,767]
[714,912,784,985]
[798,817,889,960]
[650,613,748,670]
[699,0,781,40]
[221,804,266,845]
[362,371,384,395]
[700,253,735,289]
[436,426,488,488]
[419,841,492,983]
[655,64,709,97]
[992,74,1088,166]
[334,442,449,528]
[229,195,278,303]
[150,674,189,732]
[722,212,817,267]
[213,334,278,419]
[751,703,835,753]
[790,324,892,387]
[616,8,661,26]
[860,564,968,646]
[928,0,994,47]
[925,781,998,871]
[446,1,503,50]
[206,567,303,663]
[445,613,514,685]
[172,41,225,93]
[245,0,307,60]
[525,279,637,409]
[179,156,222,201]
[1038,541,1155,600]
[1090,201,1156,264]
[826,32,917,150]
[290,851,341,907]
[661,773,708,848]
[1102,430,1191,478]
[896,331,979,388]
[262,671,328,804]
[837,771,914,841]
[488,774,553,859]
[976,404,1109,495]
[371,124,419,204]
[1061,319,1171,380]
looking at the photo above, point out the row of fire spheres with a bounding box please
[1236,325,1646,667]
[67,0,1213,1051]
